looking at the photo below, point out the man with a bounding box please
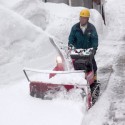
[68,8,98,82]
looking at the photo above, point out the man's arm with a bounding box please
[91,26,98,51]
[68,26,76,46]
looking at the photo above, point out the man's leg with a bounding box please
[92,57,97,82]
[91,57,100,104]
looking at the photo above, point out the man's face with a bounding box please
[80,17,89,26]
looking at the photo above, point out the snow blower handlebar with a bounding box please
[23,68,84,82]
[68,45,94,62]
[23,69,30,82]
[68,44,94,56]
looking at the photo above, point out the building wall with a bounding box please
[44,0,69,4]
[43,0,105,24]
[70,0,93,8]
[43,0,93,8]
[84,0,93,9]
[70,0,84,6]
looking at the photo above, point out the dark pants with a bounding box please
[92,57,97,73]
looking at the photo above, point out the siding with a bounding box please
[43,0,93,8]
[43,0,93,9]
[70,0,93,8]
[84,0,93,8]
[70,0,84,6]
[45,0,69,4]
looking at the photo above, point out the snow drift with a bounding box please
[0,4,59,85]
[0,1,106,125]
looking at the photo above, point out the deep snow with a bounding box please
[0,0,125,125]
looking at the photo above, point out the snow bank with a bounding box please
[13,0,48,30]
[0,5,50,65]
[0,5,59,85]
[0,1,106,125]
[0,0,22,8]
[0,4,87,124]
[104,0,125,40]
[0,78,84,125]
[47,73,86,85]
[27,71,87,85]
[11,1,104,44]
[2,1,104,45]
[45,3,104,43]
[83,0,125,124]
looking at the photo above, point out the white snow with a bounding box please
[0,0,125,125]
[0,79,84,125]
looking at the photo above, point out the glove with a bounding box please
[68,44,75,50]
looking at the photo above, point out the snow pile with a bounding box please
[49,73,86,85]
[13,0,48,30]
[104,0,125,41]
[82,0,125,125]
[0,4,57,66]
[45,3,104,43]
[0,5,59,85]
[0,0,22,8]
[0,79,84,125]
[0,1,106,125]
[1,0,125,125]
[0,5,40,64]
[28,72,87,85]
[51,88,86,102]
[0,1,104,85]
[1,1,104,44]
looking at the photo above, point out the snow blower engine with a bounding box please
[68,45,100,104]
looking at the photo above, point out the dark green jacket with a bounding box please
[68,22,98,50]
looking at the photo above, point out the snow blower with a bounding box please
[23,38,100,109]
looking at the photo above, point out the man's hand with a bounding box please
[68,44,75,50]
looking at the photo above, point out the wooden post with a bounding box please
[68,0,71,6]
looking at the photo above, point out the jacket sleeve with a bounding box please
[91,26,98,51]
[68,26,76,46]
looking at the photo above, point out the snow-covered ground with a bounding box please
[83,0,125,124]
[0,0,125,125]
